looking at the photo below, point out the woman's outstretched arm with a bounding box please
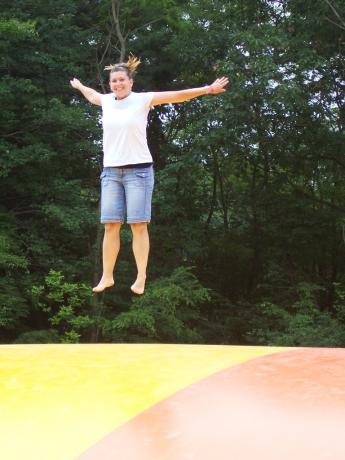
[151,77,229,106]
[70,78,102,106]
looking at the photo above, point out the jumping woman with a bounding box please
[70,56,228,294]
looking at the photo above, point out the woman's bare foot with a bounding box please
[130,275,146,295]
[92,278,114,293]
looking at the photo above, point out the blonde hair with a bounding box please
[105,55,141,79]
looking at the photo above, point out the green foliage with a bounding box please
[13,329,61,344]
[0,217,30,340]
[0,228,28,271]
[0,279,28,333]
[249,283,345,347]
[0,18,37,38]
[1,0,345,346]
[103,267,210,343]
[31,270,96,343]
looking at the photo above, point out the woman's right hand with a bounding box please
[70,78,82,90]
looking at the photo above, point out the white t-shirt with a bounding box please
[101,91,154,167]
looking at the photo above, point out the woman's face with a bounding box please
[109,70,133,99]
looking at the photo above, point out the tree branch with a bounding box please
[111,0,126,61]
[324,0,345,30]
[285,176,345,213]
[124,17,163,41]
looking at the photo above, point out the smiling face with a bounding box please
[109,70,133,100]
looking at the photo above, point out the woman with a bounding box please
[70,56,228,294]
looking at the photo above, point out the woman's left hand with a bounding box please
[208,77,229,94]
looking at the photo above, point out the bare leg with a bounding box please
[130,222,149,294]
[93,222,122,293]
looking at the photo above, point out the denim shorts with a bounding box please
[100,165,154,224]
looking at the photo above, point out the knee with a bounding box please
[130,222,148,235]
[104,222,122,233]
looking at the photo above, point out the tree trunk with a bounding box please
[111,0,126,61]
[213,150,229,232]
[206,161,217,226]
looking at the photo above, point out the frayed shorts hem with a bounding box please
[100,219,124,224]
[127,218,151,224]
[100,218,151,224]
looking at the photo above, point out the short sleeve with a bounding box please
[101,93,112,109]
[141,92,154,111]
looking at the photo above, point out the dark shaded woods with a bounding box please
[1,0,344,345]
